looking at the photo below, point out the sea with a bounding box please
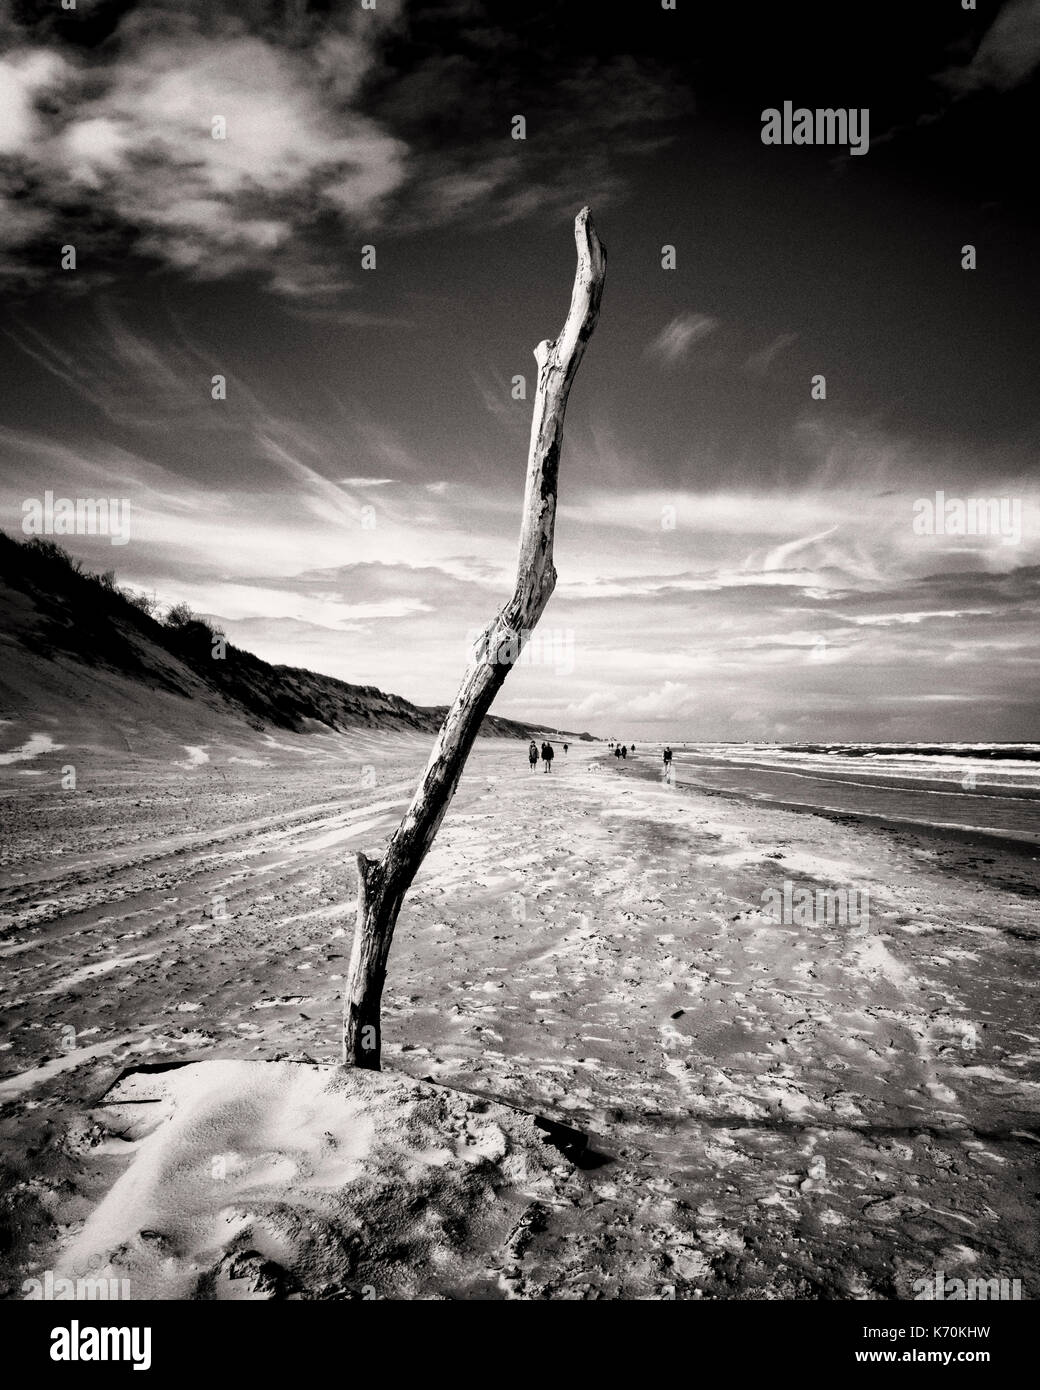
[660,743,1040,847]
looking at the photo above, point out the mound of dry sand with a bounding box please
[52,1060,585,1300]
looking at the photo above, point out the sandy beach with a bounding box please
[1,734,1037,1299]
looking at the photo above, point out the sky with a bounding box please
[0,0,1038,741]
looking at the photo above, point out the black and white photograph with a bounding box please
[0,0,1037,1357]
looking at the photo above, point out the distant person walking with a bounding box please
[663,746,673,769]
[563,742,569,754]
[621,744,627,759]
[528,740,539,771]
[542,741,555,773]
[614,744,622,759]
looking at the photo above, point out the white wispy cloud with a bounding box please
[743,332,799,377]
[645,312,719,367]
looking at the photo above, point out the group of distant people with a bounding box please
[526,738,673,776]
[528,739,567,772]
[608,740,674,773]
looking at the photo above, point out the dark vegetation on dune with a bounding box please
[0,531,593,741]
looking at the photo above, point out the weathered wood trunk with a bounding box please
[342,208,607,1067]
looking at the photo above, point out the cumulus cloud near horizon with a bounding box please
[4,412,1037,737]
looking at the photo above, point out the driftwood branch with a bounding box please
[342,207,607,1068]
